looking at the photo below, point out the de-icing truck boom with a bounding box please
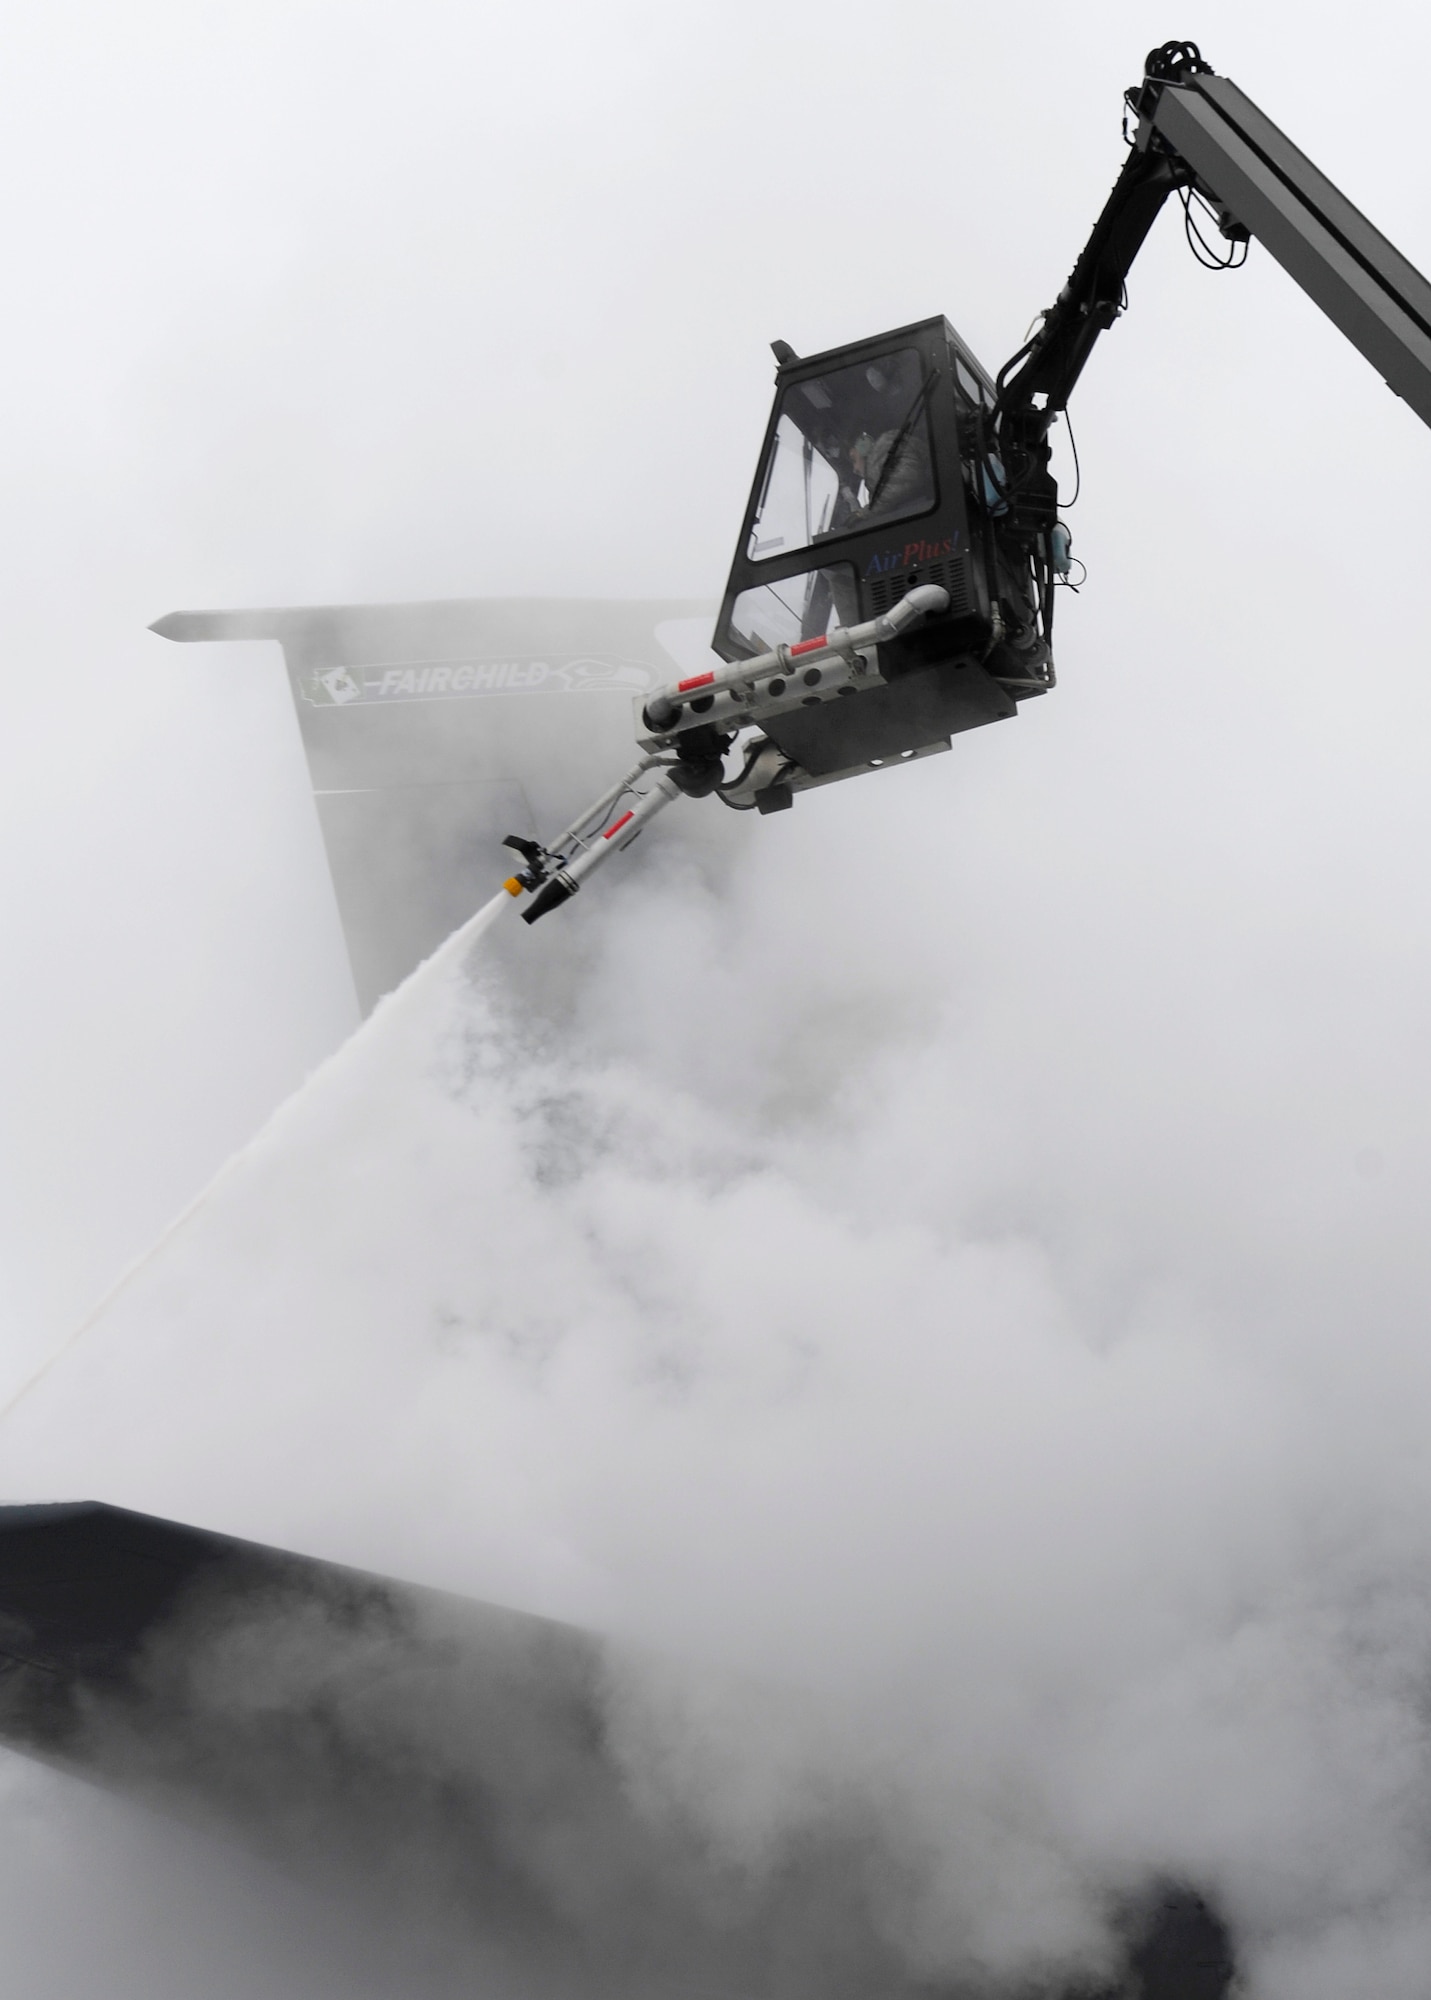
[505,39,1431,921]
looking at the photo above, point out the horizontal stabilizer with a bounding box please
[0,1502,1234,1999]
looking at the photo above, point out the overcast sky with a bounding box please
[0,0,1427,1364]
[4,3,1431,1994]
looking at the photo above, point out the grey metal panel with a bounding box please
[155,598,717,1010]
[1154,82,1431,427]
[765,661,1015,776]
[1196,76,1431,336]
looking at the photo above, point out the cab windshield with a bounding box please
[747,347,936,563]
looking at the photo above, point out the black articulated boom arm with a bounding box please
[993,39,1431,505]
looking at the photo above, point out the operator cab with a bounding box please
[713,317,1053,778]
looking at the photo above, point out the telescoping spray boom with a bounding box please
[501,40,1431,922]
[500,587,950,920]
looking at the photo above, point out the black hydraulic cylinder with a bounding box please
[997,145,1182,421]
[996,49,1431,448]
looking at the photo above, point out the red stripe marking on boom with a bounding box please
[604,810,635,839]
[790,636,827,656]
[677,671,715,692]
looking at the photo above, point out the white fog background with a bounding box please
[3,1,1431,1994]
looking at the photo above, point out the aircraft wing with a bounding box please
[0,1501,1233,1999]
[152,599,719,1011]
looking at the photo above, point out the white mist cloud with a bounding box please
[8,686,1431,1994]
